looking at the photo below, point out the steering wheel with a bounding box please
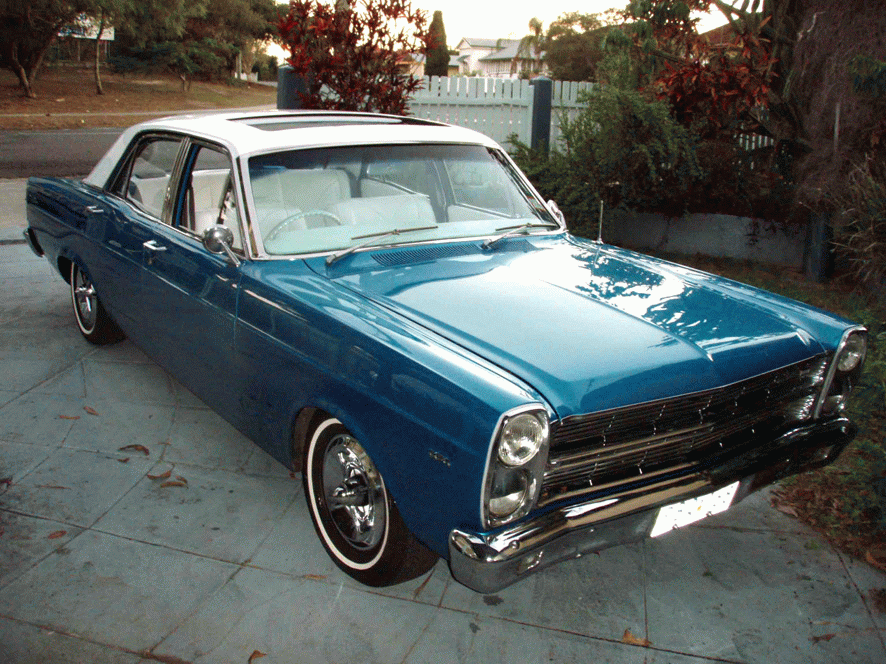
[265,210,343,242]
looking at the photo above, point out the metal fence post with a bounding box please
[529,77,552,154]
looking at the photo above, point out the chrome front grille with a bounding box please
[539,355,829,507]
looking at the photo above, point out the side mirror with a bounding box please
[202,225,241,266]
[546,199,565,226]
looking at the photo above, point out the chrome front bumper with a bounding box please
[449,418,854,593]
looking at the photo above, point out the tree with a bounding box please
[619,1,886,213]
[543,12,606,82]
[0,0,90,98]
[277,0,429,114]
[86,0,140,95]
[425,10,448,77]
[513,17,544,78]
[110,0,277,89]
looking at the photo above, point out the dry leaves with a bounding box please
[866,545,886,573]
[148,469,172,481]
[48,530,67,539]
[83,406,99,416]
[621,629,651,647]
[248,651,266,663]
[811,633,836,644]
[160,476,188,489]
[118,444,150,456]
[59,415,80,421]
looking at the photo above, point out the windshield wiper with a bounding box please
[482,221,559,250]
[326,225,438,266]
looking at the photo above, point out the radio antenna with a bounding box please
[597,200,604,244]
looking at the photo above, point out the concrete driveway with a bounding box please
[1,179,885,663]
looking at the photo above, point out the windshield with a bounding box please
[247,144,558,256]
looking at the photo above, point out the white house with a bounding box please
[454,37,546,79]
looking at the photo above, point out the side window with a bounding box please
[122,138,183,219]
[180,145,243,251]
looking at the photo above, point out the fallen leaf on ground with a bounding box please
[866,545,886,573]
[148,469,173,481]
[118,444,150,456]
[59,415,80,421]
[160,480,188,488]
[621,629,651,647]
[248,651,266,663]
[302,574,327,581]
[811,633,836,644]
[117,457,130,464]
[83,406,99,416]
[48,531,67,539]
[773,502,798,518]
[175,476,188,485]
[34,484,70,490]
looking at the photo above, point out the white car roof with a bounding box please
[85,110,500,187]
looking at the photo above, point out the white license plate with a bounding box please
[650,482,740,537]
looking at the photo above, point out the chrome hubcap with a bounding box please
[322,435,386,550]
[74,270,97,330]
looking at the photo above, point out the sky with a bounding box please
[269,1,730,61]
[412,1,729,46]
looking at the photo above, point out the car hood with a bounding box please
[312,236,829,418]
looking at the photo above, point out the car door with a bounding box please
[136,140,246,414]
[97,134,188,337]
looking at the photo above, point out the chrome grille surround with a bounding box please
[539,354,830,507]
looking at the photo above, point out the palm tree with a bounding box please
[512,17,544,78]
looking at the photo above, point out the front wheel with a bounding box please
[303,417,437,586]
[70,263,123,345]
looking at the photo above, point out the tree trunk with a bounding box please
[14,63,36,99]
[9,47,36,98]
[94,12,106,95]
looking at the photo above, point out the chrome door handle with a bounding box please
[143,240,167,252]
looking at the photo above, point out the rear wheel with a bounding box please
[303,417,438,586]
[70,263,123,344]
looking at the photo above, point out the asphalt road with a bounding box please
[0,128,123,178]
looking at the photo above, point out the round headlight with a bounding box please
[488,468,529,518]
[498,412,548,466]
[837,334,866,372]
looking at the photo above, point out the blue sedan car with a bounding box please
[24,111,866,592]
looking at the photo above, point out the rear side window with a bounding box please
[114,137,184,220]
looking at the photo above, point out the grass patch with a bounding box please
[0,65,276,130]
[649,250,886,569]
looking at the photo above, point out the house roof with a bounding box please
[480,41,543,62]
[456,37,518,50]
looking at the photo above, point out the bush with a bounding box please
[834,155,886,289]
[511,87,703,228]
[508,139,601,232]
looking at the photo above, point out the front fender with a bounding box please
[235,261,548,556]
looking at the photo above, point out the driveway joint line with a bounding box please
[0,613,182,663]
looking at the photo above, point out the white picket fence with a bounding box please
[408,76,594,150]
[407,76,774,161]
